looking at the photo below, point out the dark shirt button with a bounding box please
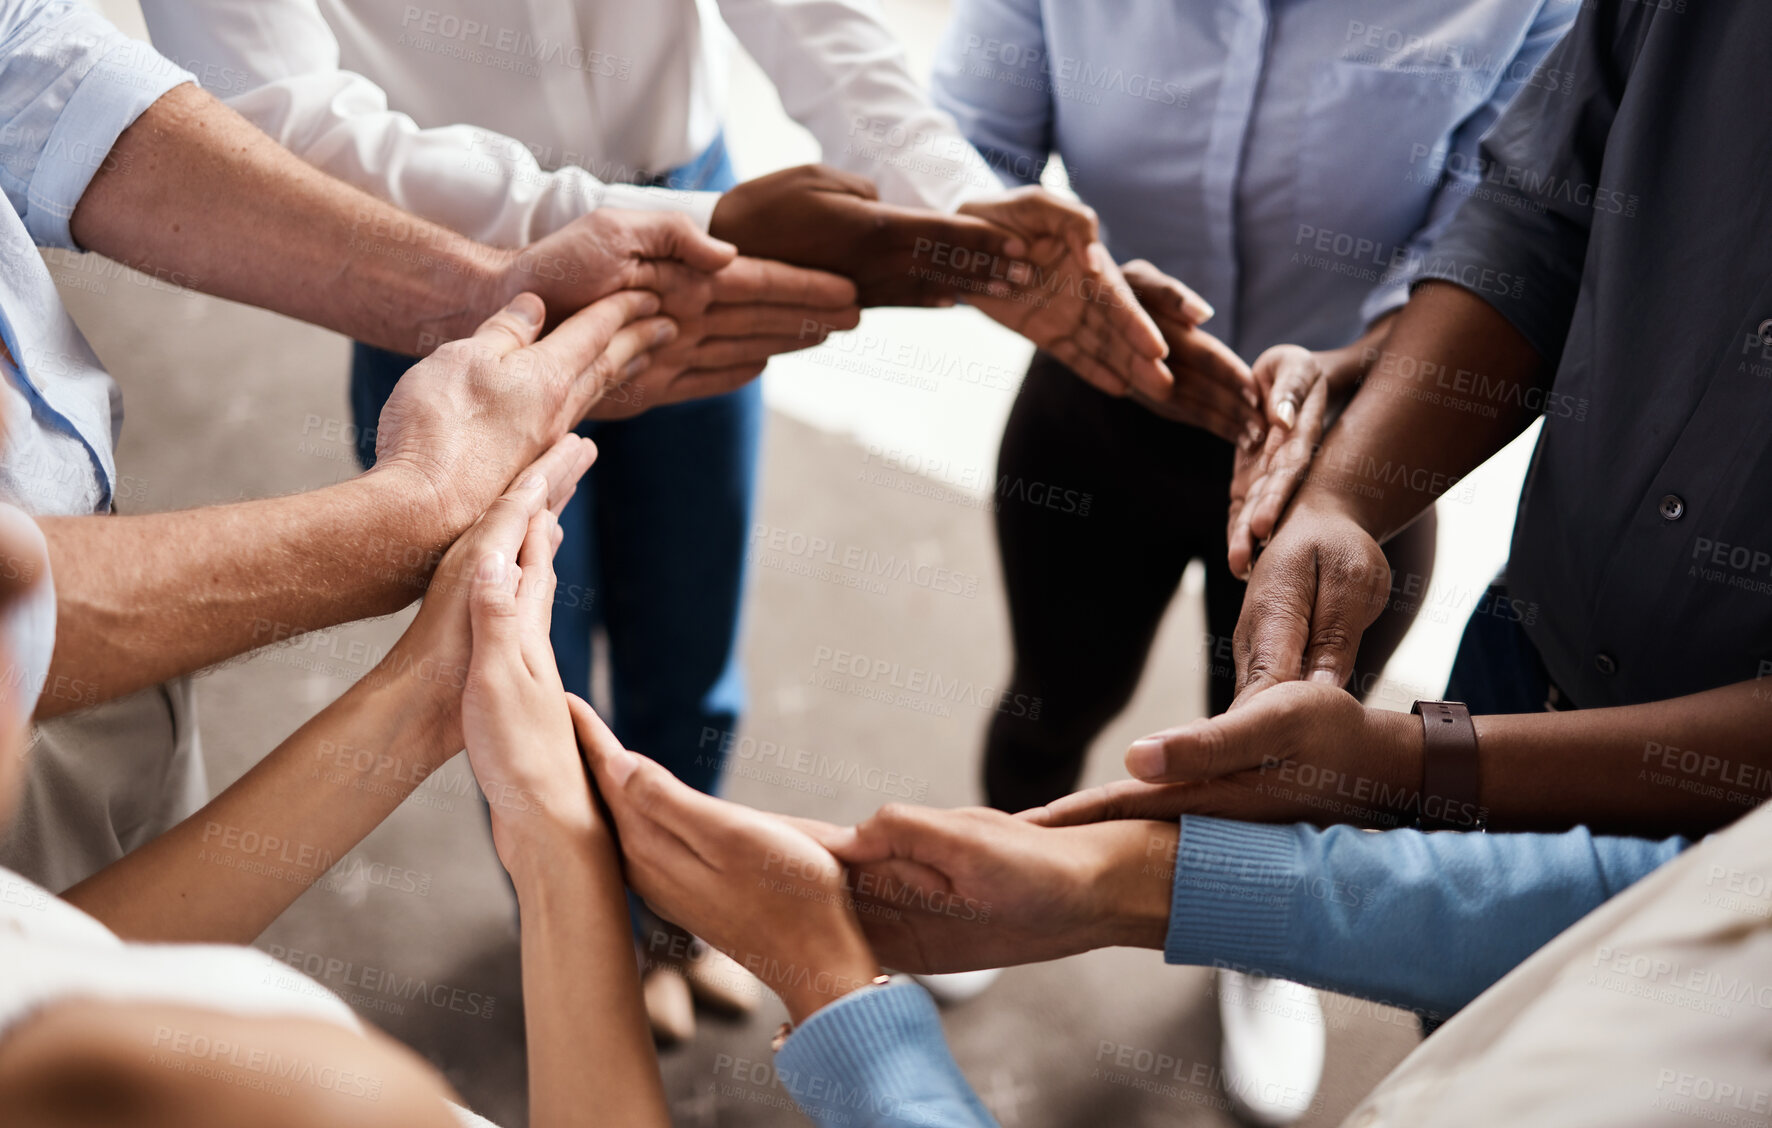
[1595,652,1618,677]
[1659,494,1685,521]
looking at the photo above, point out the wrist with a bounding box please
[497,803,607,887]
[771,932,884,1025]
[1370,706,1428,828]
[1091,821,1178,951]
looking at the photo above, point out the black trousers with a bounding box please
[984,353,1436,812]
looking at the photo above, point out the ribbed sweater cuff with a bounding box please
[1164,816,1301,971]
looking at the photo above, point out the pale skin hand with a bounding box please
[803,805,1176,975]
[573,698,882,1025]
[960,189,1175,399]
[61,431,594,941]
[1226,314,1398,580]
[40,291,662,716]
[459,507,668,1128]
[1117,259,1263,442]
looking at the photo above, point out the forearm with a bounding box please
[1162,816,1689,1020]
[62,647,457,941]
[1295,281,1547,541]
[38,464,449,716]
[69,83,513,355]
[504,825,668,1128]
[1477,679,1772,835]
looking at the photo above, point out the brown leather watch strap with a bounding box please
[1412,700,1486,831]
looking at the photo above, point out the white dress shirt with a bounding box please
[139,0,1000,247]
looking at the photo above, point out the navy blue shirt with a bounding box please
[1424,0,1772,708]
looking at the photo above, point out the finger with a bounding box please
[1249,380,1329,541]
[507,432,594,517]
[1120,259,1215,326]
[902,212,1028,297]
[1232,566,1316,706]
[1303,551,1388,689]
[1168,326,1261,419]
[711,257,859,309]
[526,290,663,381]
[690,303,861,341]
[647,364,769,407]
[776,814,856,854]
[469,292,548,358]
[568,694,726,856]
[623,209,738,273]
[1021,780,1194,827]
[675,333,837,369]
[466,548,523,657]
[573,319,678,419]
[1125,711,1273,783]
[1265,353,1319,432]
[836,803,988,870]
[1089,247,1169,367]
[549,437,597,516]
[807,163,882,201]
[515,509,558,653]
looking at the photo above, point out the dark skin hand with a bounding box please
[710,164,1028,308]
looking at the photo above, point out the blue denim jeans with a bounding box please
[349,135,754,797]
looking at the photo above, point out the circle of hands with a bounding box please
[385,166,1406,1011]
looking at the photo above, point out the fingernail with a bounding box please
[1275,400,1297,429]
[1126,739,1168,780]
[519,472,545,491]
[1309,669,1341,686]
[653,320,677,345]
[1003,237,1028,259]
[506,293,544,330]
[623,354,650,379]
[1184,297,1215,324]
[476,550,505,582]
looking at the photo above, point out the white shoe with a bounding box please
[1216,970,1324,1125]
[911,968,1002,1004]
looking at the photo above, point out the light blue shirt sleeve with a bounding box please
[1164,815,1689,1022]
[1359,0,1579,324]
[775,980,997,1128]
[0,0,193,249]
[929,0,1051,188]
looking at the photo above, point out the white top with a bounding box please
[138,0,1000,247]
[0,867,495,1127]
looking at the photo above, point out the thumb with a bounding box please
[567,692,639,788]
[471,292,547,357]
[1125,709,1275,783]
[632,211,737,273]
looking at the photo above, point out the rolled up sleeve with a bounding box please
[0,0,193,249]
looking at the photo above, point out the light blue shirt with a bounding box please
[931,0,1576,358]
[0,0,191,516]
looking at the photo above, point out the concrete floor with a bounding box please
[54,257,1421,1127]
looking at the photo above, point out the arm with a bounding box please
[718,0,1002,210]
[36,294,661,715]
[1232,0,1623,701]
[60,431,594,937]
[929,0,1054,190]
[1161,816,1688,1021]
[139,0,716,245]
[1039,677,1772,838]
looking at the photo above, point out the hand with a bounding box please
[572,698,881,1023]
[814,805,1175,974]
[1026,682,1427,830]
[374,290,671,534]
[459,497,607,865]
[1231,499,1392,706]
[959,189,1173,399]
[1118,260,1263,442]
[1227,328,1390,580]
[492,207,736,331]
[375,433,595,751]
[586,256,861,420]
[710,164,1028,307]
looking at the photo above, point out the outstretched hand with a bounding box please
[1023,682,1428,830]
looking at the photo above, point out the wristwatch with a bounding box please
[1410,700,1487,831]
